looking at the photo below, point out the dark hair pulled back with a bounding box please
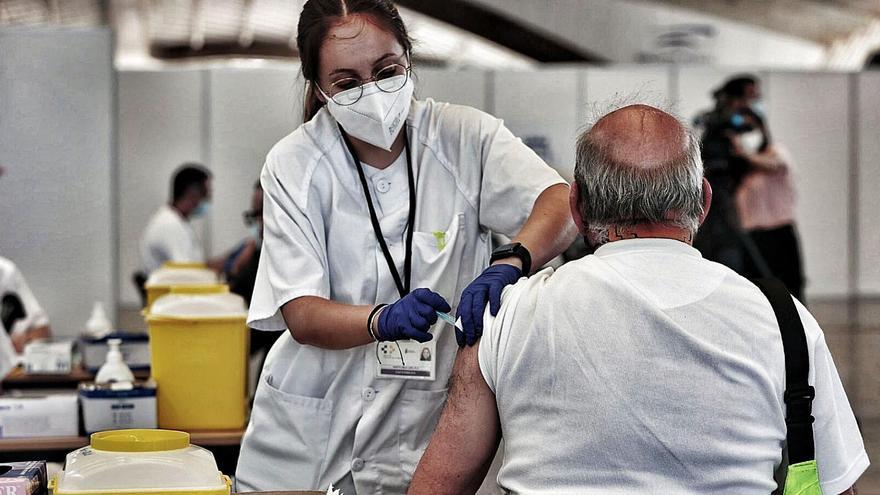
[297,0,412,122]
[712,74,759,101]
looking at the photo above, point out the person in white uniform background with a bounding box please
[139,163,213,276]
[235,0,576,492]
[410,105,866,495]
[0,256,52,355]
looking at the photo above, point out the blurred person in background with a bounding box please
[139,163,218,276]
[0,256,51,354]
[693,75,770,278]
[730,83,806,301]
[227,181,263,301]
[226,181,280,377]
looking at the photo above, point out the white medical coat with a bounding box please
[236,98,566,493]
[0,256,47,374]
[139,205,204,274]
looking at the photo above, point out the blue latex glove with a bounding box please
[456,264,522,347]
[377,288,451,343]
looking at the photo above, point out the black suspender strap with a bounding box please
[752,278,816,464]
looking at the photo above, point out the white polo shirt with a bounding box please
[479,238,867,494]
[139,205,204,275]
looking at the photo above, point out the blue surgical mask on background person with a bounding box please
[192,199,211,218]
[319,76,414,151]
[730,112,747,129]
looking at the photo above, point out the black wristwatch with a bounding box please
[490,242,531,276]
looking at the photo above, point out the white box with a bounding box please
[0,393,78,438]
[23,340,73,374]
[80,382,157,434]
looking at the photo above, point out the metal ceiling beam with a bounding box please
[394,0,604,63]
[656,0,875,44]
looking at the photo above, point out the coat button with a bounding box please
[376,179,391,193]
[362,387,376,401]
[351,457,365,472]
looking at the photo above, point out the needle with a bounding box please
[436,311,464,332]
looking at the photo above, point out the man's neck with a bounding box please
[590,222,694,249]
[170,202,189,220]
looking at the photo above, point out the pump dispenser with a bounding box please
[85,302,112,339]
[95,338,134,384]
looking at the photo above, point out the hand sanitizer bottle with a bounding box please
[95,338,134,384]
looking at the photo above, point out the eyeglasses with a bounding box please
[320,60,412,106]
[243,209,262,226]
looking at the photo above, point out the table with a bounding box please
[2,365,151,389]
[0,429,244,453]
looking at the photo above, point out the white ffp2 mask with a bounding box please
[739,130,764,155]
[320,75,414,151]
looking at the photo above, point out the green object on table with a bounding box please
[783,460,821,495]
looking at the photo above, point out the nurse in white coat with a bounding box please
[236,0,577,492]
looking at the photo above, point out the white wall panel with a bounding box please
[117,69,205,307]
[858,73,880,295]
[415,68,488,111]
[206,66,304,257]
[492,69,580,181]
[0,27,114,335]
[765,72,851,298]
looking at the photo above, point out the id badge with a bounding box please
[375,338,437,381]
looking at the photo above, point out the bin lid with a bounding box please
[145,267,218,287]
[92,429,187,452]
[149,292,247,319]
[54,429,228,493]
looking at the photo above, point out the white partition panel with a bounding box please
[858,73,880,295]
[765,72,851,298]
[582,66,672,121]
[207,66,304,257]
[0,27,114,335]
[674,67,766,125]
[492,69,580,181]
[415,68,489,111]
[117,69,206,307]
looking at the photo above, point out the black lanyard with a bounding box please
[340,125,416,299]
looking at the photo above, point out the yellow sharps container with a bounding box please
[143,265,219,310]
[146,290,248,430]
[51,429,231,495]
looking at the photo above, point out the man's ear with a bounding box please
[569,182,587,236]
[698,177,712,226]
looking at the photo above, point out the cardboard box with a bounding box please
[80,381,157,434]
[0,461,47,495]
[23,341,73,375]
[80,333,150,373]
[0,393,78,438]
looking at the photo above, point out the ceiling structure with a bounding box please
[1,0,878,69]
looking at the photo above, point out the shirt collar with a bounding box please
[593,238,702,259]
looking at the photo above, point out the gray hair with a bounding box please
[573,111,705,239]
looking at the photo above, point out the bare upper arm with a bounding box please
[408,342,501,495]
